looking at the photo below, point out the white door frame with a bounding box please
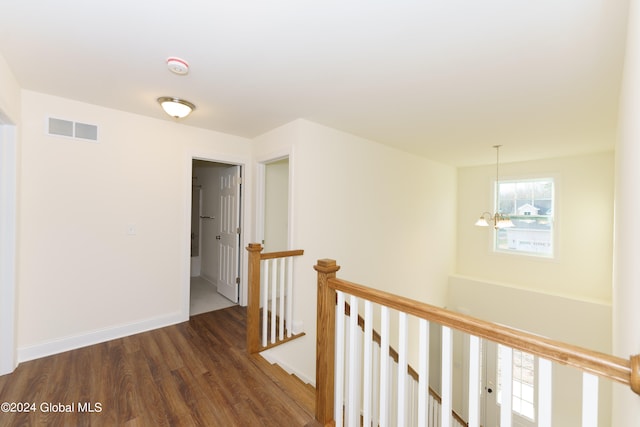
[0,115,17,375]
[256,148,294,250]
[182,152,250,319]
[483,341,538,427]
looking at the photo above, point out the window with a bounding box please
[495,178,554,257]
[497,346,536,421]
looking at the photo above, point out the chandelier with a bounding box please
[475,145,514,229]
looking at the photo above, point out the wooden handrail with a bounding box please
[246,243,304,354]
[329,275,640,393]
[315,258,640,426]
[260,249,304,260]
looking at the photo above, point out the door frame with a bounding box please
[0,115,17,375]
[483,341,538,427]
[182,151,250,319]
[256,147,294,250]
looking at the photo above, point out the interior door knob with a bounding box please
[216,235,221,240]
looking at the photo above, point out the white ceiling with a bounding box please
[0,0,630,166]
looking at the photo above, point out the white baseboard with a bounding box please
[200,274,217,287]
[17,311,186,363]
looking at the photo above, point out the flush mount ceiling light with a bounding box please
[157,97,196,119]
[475,145,515,230]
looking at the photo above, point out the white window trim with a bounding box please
[491,173,560,261]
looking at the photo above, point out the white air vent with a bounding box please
[48,117,98,142]
[48,118,73,137]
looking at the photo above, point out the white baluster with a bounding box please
[372,337,380,426]
[468,335,480,427]
[441,326,453,427]
[582,373,599,427]
[261,260,269,347]
[409,375,417,426]
[347,295,359,427]
[335,291,346,427]
[278,257,285,341]
[418,318,429,427]
[390,355,398,423]
[379,306,390,427]
[344,313,351,425]
[431,393,440,427]
[499,345,513,427]
[363,300,373,427]
[286,256,293,337]
[538,358,552,427]
[270,258,277,343]
[397,312,408,426]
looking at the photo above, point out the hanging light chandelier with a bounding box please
[475,145,515,229]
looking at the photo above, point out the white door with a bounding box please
[216,165,241,303]
[484,341,537,427]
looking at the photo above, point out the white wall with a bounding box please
[613,1,640,424]
[17,91,252,360]
[454,151,615,424]
[0,52,20,374]
[254,119,457,383]
[457,151,614,303]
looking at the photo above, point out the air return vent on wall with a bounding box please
[48,117,98,142]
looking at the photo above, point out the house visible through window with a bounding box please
[495,178,554,257]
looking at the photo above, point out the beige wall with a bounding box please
[456,151,614,303]
[17,91,252,359]
[255,119,457,383]
[453,151,615,425]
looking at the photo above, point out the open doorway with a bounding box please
[260,156,290,251]
[189,159,242,316]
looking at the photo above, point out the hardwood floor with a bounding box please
[0,306,316,427]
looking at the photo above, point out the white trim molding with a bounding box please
[0,120,17,375]
[18,311,184,363]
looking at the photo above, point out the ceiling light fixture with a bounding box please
[157,97,196,119]
[475,145,515,229]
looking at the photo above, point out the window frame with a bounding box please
[492,176,557,259]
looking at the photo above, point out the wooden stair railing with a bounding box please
[315,258,640,427]
[246,243,305,354]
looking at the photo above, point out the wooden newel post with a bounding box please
[314,258,340,426]
[246,243,263,354]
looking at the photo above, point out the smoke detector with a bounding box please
[166,57,189,75]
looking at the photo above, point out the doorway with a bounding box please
[0,117,17,375]
[483,341,538,426]
[260,156,290,251]
[189,159,242,315]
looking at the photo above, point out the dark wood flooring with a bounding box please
[0,306,316,427]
